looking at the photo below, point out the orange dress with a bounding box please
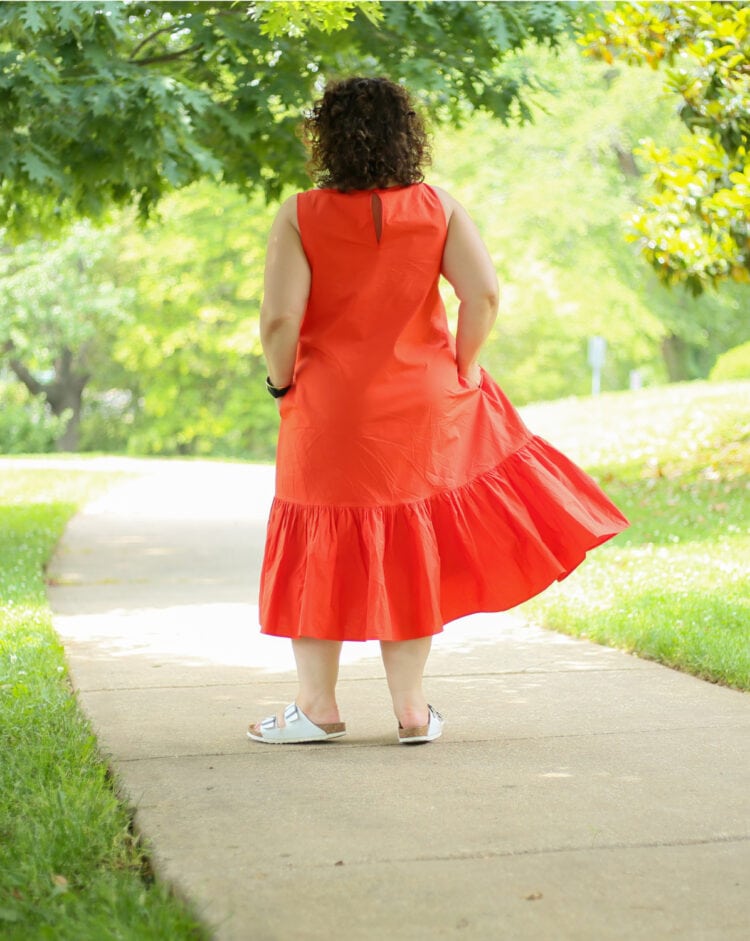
[259,183,628,641]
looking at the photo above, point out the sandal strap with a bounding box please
[248,702,347,744]
[259,704,308,734]
[284,703,301,724]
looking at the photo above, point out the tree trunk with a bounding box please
[8,346,89,452]
[611,141,641,177]
[53,404,82,451]
[660,333,695,382]
[46,349,89,452]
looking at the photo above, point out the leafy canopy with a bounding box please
[582,1,750,294]
[0,0,579,239]
[0,224,131,370]
[3,38,747,456]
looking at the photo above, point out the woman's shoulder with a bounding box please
[422,182,461,226]
[424,182,451,200]
[274,189,325,233]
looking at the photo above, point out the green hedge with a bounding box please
[710,341,750,381]
[0,381,65,453]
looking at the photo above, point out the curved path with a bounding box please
[45,457,749,940]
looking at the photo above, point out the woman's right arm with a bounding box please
[260,195,311,390]
[433,186,499,386]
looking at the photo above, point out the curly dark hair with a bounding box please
[303,77,431,191]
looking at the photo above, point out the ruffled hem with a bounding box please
[259,435,629,642]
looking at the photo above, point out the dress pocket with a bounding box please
[457,369,483,391]
[278,383,297,418]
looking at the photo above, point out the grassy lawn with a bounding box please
[520,380,750,690]
[0,467,207,940]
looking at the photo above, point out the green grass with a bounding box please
[0,469,207,940]
[520,380,750,690]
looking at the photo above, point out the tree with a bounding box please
[0,225,132,449]
[0,0,587,452]
[111,182,279,458]
[0,1,582,239]
[432,40,748,391]
[582,1,750,294]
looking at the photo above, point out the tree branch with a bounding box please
[7,357,46,398]
[127,1,243,64]
[129,25,182,61]
[131,43,204,67]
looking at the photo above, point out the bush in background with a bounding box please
[0,380,67,453]
[710,341,750,382]
[77,389,136,453]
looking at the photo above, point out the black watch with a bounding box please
[266,376,293,398]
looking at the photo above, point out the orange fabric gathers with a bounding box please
[259,184,629,641]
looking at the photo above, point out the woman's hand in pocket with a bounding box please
[458,362,482,389]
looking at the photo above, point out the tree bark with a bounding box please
[6,346,89,451]
[7,356,45,397]
[661,333,696,382]
[46,349,89,452]
[611,141,641,177]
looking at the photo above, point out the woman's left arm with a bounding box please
[260,195,311,389]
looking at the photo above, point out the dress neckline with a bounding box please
[321,183,419,196]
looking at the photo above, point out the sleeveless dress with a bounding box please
[259,183,628,641]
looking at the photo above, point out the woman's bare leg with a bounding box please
[293,637,343,724]
[380,636,433,729]
[250,638,343,733]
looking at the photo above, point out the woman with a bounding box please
[248,77,628,745]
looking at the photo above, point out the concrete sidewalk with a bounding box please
[47,459,749,941]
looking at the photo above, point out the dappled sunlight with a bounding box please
[82,460,276,523]
[520,380,749,472]
[54,600,646,687]
[55,602,281,673]
[52,599,663,741]
[1,456,277,521]
[43,459,649,686]
[431,611,637,675]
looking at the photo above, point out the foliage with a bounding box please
[0,0,581,239]
[0,379,66,453]
[0,223,130,366]
[113,43,745,455]
[77,390,136,453]
[0,223,133,449]
[0,468,208,937]
[3,40,748,459]
[522,380,750,689]
[2,30,747,456]
[709,339,750,381]
[431,44,749,398]
[111,182,279,458]
[582,1,750,293]
[255,0,382,37]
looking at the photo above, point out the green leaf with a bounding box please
[20,151,64,186]
[55,3,84,34]
[21,3,46,34]
[0,0,578,240]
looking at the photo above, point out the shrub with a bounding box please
[0,380,66,453]
[78,389,136,453]
[710,341,750,381]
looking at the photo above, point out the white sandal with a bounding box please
[247,702,346,744]
[398,705,444,744]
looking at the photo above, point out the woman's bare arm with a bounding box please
[260,195,311,389]
[432,185,499,386]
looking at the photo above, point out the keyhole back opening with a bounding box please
[371,192,383,244]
